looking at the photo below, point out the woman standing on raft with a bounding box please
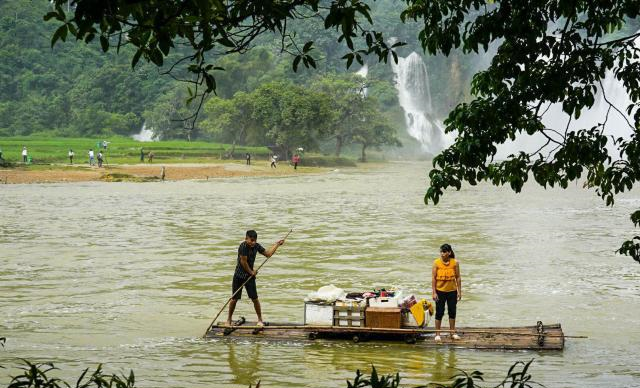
[432,243,462,342]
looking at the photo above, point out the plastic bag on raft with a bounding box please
[304,285,346,304]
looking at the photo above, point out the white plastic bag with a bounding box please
[304,284,346,303]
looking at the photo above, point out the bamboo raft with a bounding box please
[205,319,566,350]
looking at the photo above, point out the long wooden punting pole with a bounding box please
[208,324,585,338]
[203,229,293,337]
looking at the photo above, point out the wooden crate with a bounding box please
[365,307,402,329]
[333,305,365,327]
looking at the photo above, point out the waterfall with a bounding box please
[499,63,636,160]
[355,64,368,97]
[542,72,634,144]
[496,33,640,159]
[391,52,449,154]
[132,122,157,142]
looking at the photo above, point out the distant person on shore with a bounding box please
[22,146,28,163]
[246,152,251,165]
[102,140,109,150]
[68,149,74,164]
[0,147,4,160]
[432,243,462,342]
[97,151,104,167]
[88,149,95,166]
[270,155,277,168]
[140,148,145,162]
[292,154,300,170]
[226,230,285,327]
[148,151,154,163]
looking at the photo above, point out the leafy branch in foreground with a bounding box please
[7,361,135,388]
[426,359,542,388]
[1,359,540,388]
[407,1,640,263]
[347,360,541,388]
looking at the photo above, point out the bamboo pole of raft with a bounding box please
[208,325,584,338]
[203,229,293,337]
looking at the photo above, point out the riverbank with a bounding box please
[0,162,335,184]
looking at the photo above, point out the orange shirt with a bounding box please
[434,258,458,292]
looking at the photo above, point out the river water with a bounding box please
[1,162,639,387]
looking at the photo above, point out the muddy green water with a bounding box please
[1,162,639,387]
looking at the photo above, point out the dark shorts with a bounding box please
[232,276,258,300]
[435,290,457,320]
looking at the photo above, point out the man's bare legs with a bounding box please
[225,298,263,327]
[225,299,238,326]
[252,298,264,325]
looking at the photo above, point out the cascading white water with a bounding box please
[392,52,450,154]
[355,64,368,78]
[497,34,640,160]
[355,64,368,97]
[498,62,636,159]
[132,122,157,142]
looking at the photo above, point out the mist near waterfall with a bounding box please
[132,122,157,142]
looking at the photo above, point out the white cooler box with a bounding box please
[368,296,400,308]
[304,302,334,326]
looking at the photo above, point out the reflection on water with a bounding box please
[1,162,639,388]
[227,342,261,386]
[432,349,457,383]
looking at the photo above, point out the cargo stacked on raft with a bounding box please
[205,285,566,350]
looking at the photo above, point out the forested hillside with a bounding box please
[0,0,476,155]
[0,1,174,137]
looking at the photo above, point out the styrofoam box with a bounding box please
[304,303,333,326]
[368,296,400,308]
[335,319,362,327]
[336,310,363,318]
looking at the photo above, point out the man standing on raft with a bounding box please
[226,230,284,327]
[432,243,462,342]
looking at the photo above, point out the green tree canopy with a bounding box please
[251,81,330,158]
[351,102,402,162]
[311,73,370,157]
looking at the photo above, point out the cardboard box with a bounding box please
[365,307,402,328]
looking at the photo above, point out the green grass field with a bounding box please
[0,136,271,165]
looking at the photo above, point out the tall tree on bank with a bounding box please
[351,103,402,162]
[47,1,640,262]
[311,74,370,157]
[251,82,330,159]
[201,92,258,157]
